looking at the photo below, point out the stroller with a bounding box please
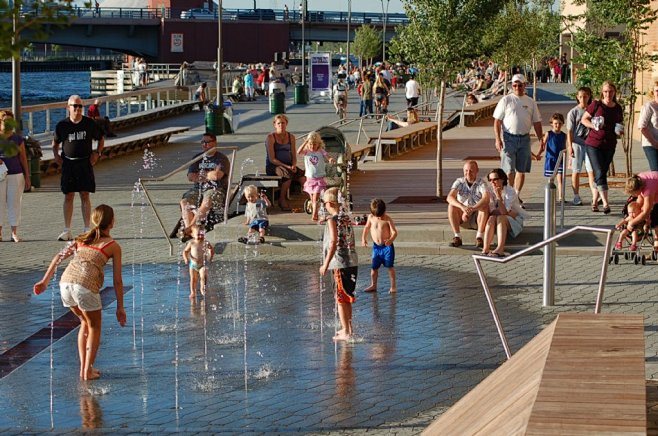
[303,126,352,215]
[610,196,656,265]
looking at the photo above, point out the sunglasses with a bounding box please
[69,104,83,109]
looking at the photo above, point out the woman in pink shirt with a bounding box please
[624,172,658,252]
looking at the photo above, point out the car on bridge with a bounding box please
[236,8,275,21]
[180,8,217,19]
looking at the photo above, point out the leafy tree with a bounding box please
[565,0,658,175]
[392,0,504,197]
[352,24,380,67]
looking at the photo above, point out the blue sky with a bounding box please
[221,0,406,14]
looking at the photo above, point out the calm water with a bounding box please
[0,71,91,107]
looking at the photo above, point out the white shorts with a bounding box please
[60,282,102,312]
[571,142,593,173]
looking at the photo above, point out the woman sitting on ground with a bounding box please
[386,108,419,131]
[481,168,527,257]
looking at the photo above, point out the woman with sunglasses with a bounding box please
[481,168,527,257]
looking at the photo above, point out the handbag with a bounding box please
[575,121,589,140]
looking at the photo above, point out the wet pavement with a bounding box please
[3,83,658,434]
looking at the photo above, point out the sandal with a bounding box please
[591,203,600,212]
[603,206,611,215]
[487,252,505,258]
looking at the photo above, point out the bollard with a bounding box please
[543,180,556,306]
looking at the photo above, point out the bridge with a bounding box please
[21,7,407,62]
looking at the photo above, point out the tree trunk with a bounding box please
[436,80,446,198]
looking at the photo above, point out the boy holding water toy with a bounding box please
[182,224,215,299]
[319,187,358,342]
[362,198,398,294]
[33,204,126,381]
[240,184,271,244]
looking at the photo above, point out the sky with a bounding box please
[221,0,406,14]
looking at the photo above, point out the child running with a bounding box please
[182,224,215,298]
[615,200,642,251]
[297,131,336,221]
[241,184,271,243]
[537,113,567,201]
[319,187,358,342]
[362,198,398,293]
[33,204,126,381]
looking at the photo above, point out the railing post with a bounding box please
[543,179,556,306]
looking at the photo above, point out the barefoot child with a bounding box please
[319,187,358,341]
[241,184,271,243]
[361,198,398,293]
[297,131,335,221]
[182,224,214,298]
[615,200,642,251]
[33,204,126,381]
[537,113,567,201]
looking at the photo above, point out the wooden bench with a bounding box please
[40,126,190,176]
[459,95,502,127]
[424,313,646,434]
[230,174,283,214]
[110,101,198,132]
[366,121,438,160]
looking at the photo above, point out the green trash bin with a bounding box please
[294,83,308,104]
[24,136,42,188]
[204,105,224,135]
[269,90,286,114]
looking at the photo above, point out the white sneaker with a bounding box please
[572,194,582,206]
[57,230,72,241]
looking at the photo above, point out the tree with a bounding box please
[392,0,504,197]
[352,24,380,66]
[565,0,658,176]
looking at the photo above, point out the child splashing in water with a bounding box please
[182,224,215,299]
[320,187,358,341]
[33,204,126,381]
[297,131,335,221]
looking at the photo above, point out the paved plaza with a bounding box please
[1,85,658,434]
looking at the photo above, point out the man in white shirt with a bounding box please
[447,160,490,248]
[493,74,544,202]
[405,75,420,108]
[333,78,348,115]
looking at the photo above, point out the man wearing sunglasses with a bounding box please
[493,74,544,205]
[52,95,104,241]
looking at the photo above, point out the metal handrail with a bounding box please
[472,225,615,360]
[547,149,566,230]
[138,146,238,256]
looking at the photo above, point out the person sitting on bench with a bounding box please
[178,133,231,239]
[87,99,116,138]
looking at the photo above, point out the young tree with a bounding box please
[352,24,381,66]
[566,0,658,175]
[392,0,503,197]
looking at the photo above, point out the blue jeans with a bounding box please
[585,145,615,191]
[359,99,373,117]
[644,146,658,172]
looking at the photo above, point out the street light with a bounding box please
[346,0,351,73]
[215,0,224,134]
[380,0,390,64]
[301,0,306,86]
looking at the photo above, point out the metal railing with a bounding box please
[472,225,614,360]
[138,146,237,256]
[543,149,567,306]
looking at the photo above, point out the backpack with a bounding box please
[356,83,363,96]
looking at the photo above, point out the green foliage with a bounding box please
[0,0,80,59]
[0,118,19,157]
[352,25,381,63]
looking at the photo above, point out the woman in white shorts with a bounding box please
[34,204,126,381]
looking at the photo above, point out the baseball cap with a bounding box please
[512,74,526,83]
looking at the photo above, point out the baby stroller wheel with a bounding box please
[653,251,658,261]
[614,254,619,264]
[304,199,313,214]
[624,252,629,260]
[608,255,614,265]
[642,256,647,265]
[634,255,640,265]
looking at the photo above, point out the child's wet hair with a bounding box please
[370,198,386,217]
[243,184,258,197]
[550,113,564,124]
[77,204,114,245]
[323,187,339,204]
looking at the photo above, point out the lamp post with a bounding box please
[301,0,306,86]
[346,0,351,74]
[215,0,224,134]
[11,7,23,135]
[380,0,390,64]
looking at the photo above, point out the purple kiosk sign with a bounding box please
[310,53,331,92]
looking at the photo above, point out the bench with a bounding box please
[39,126,190,176]
[459,95,502,127]
[424,313,646,434]
[110,101,198,132]
[365,121,438,160]
[230,174,283,214]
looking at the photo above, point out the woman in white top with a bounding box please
[639,81,658,171]
[481,168,528,257]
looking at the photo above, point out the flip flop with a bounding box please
[591,204,600,212]
[487,252,505,258]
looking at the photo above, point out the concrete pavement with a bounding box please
[1,84,657,434]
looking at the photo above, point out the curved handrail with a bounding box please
[472,225,614,359]
[138,146,238,256]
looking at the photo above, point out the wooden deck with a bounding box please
[423,313,646,435]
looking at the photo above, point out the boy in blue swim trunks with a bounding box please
[362,198,398,293]
[182,224,214,299]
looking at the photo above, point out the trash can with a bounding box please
[204,104,224,135]
[294,83,308,104]
[269,89,286,114]
[24,136,43,189]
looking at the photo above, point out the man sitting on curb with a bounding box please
[447,160,490,248]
